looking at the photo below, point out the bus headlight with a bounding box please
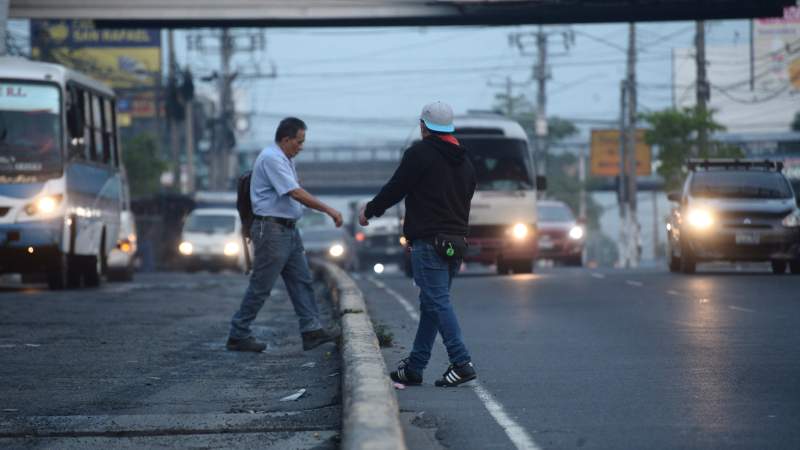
[224,241,240,256]
[569,226,584,240]
[687,208,714,230]
[24,194,63,216]
[329,243,345,258]
[782,209,800,227]
[511,223,529,240]
[179,241,193,255]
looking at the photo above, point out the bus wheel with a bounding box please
[85,239,106,287]
[47,254,80,290]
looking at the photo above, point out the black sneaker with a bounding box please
[226,336,267,352]
[434,361,476,387]
[301,328,338,351]
[389,358,423,386]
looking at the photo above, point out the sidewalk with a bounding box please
[0,272,341,449]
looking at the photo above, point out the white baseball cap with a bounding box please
[420,101,455,133]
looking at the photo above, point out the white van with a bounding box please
[177,208,248,272]
[455,113,546,274]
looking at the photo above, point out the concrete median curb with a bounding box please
[311,259,407,450]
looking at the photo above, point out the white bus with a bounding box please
[0,57,129,289]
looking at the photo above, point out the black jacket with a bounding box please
[365,135,476,240]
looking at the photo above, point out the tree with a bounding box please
[123,133,168,199]
[641,107,743,191]
[792,111,800,132]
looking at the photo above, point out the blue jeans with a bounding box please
[407,241,471,374]
[229,219,323,340]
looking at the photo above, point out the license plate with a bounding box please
[538,239,554,249]
[735,233,760,245]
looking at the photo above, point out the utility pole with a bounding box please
[185,98,195,193]
[167,30,181,192]
[534,27,549,178]
[626,23,639,268]
[217,27,234,191]
[695,20,709,157]
[618,80,628,268]
[0,0,9,57]
[509,27,573,182]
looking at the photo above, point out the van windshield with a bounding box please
[690,171,793,199]
[184,214,236,234]
[459,137,533,191]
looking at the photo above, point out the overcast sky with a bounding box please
[8,18,750,146]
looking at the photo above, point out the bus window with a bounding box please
[0,82,62,177]
[103,98,115,166]
[66,86,85,160]
[110,101,120,168]
[92,94,104,164]
[83,90,94,160]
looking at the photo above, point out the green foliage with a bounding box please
[793,111,800,132]
[641,107,744,191]
[122,133,168,199]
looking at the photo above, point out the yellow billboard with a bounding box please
[30,20,161,89]
[590,129,651,177]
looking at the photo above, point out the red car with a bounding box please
[536,200,585,266]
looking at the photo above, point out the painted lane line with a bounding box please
[591,273,605,279]
[729,305,756,313]
[366,276,541,450]
[626,280,644,287]
[666,290,681,296]
[472,383,542,450]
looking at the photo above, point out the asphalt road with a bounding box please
[355,263,800,450]
[0,272,341,449]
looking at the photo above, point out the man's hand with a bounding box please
[359,206,369,226]
[329,209,344,228]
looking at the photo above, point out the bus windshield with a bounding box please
[0,82,62,179]
[459,136,533,191]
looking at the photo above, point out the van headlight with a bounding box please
[782,209,800,227]
[510,223,529,240]
[329,243,345,258]
[24,194,63,217]
[569,226,584,240]
[686,208,714,230]
[179,241,193,255]
[224,241,240,256]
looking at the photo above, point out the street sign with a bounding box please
[590,129,652,177]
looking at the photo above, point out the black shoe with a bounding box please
[434,361,476,387]
[301,328,338,351]
[226,336,267,352]
[389,358,423,386]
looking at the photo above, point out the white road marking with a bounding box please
[666,290,681,296]
[590,273,605,279]
[367,277,418,321]
[626,280,644,287]
[366,276,541,450]
[729,306,755,313]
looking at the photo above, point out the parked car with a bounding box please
[178,208,248,272]
[536,200,585,266]
[299,210,359,271]
[666,159,800,274]
[106,209,138,281]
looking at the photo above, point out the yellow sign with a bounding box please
[30,20,161,89]
[590,129,651,177]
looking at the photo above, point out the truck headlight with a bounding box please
[179,241,193,255]
[329,243,345,258]
[511,223,529,240]
[687,208,714,230]
[782,209,800,227]
[224,241,240,256]
[569,225,584,240]
[24,194,63,216]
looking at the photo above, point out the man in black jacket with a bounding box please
[359,101,477,387]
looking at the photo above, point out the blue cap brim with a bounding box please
[422,119,454,133]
